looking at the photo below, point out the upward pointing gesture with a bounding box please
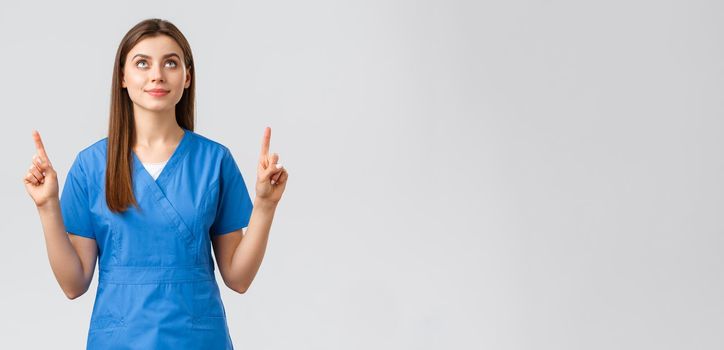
[24,130,59,208]
[256,126,288,204]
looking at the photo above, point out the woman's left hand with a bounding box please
[255,126,288,204]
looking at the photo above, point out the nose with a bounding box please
[150,63,165,83]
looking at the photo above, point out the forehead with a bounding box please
[127,35,183,59]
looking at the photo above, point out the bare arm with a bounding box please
[24,130,97,300]
[212,126,288,293]
[37,199,97,299]
[212,198,277,293]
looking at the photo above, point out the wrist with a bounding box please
[254,197,278,211]
[37,197,60,212]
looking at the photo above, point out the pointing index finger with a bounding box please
[32,130,48,160]
[260,126,271,157]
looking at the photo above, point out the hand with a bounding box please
[255,126,288,204]
[23,130,59,208]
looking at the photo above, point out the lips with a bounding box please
[146,89,170,97]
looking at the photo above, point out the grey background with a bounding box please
[1,1,722,349]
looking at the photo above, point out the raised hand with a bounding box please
[24,130,59,207]
[255,126,288,204]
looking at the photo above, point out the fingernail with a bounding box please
[275,164,283,169]
[271,179,276,185]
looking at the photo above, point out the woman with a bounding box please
[22,18,288,349]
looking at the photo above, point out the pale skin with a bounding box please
[23,35,288,299]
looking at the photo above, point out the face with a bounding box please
[121,35,191,113]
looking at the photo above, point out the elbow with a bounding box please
[64,289,84,300]
[226,280,248,294]
[63,284,88,300]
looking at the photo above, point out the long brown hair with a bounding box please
[106,18,195,213]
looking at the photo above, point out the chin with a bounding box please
[133,101,175,113]
[147,105,175,113]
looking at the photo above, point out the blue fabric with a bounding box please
[58,128,253,349]
[60,154,97,239]
[211,148,254,236]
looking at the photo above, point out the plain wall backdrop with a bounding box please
[1,1,722,349]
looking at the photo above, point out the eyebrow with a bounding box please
[132,53,181,60]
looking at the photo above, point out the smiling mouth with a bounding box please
[146,90,170,96]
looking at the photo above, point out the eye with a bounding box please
[165,60,178,68]
[135,60,148,68]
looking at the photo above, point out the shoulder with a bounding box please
[70,137,106,170]
[185,129,233,160]
[68,137,107,190]
[185,130,245,181]
[77,137,108,160]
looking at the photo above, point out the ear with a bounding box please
[121,68,126,88]
[184,67,192,89]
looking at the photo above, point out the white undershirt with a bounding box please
[142,160,169,180]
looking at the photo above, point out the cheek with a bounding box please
[169,74,187,96]
[125,72,145,87]
[170,72,186,86]
[170,87,186,104]
[123,74,148,104]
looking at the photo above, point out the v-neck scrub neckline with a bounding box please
[131,128,190,185]
[141,161,168,180]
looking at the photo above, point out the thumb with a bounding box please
[263,163,284,182]
[34,154,55,173]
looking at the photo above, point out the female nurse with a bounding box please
[22,18,288,349]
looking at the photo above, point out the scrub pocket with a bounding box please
[88,283,126,332]
[87,283,126,350]
[89,316,125,332]
[192,279,225,317]
[87,325,125,349]
[190,280,233,349]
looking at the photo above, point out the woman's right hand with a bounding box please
[23,130,59,208]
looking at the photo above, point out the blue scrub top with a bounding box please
[59,128,253,349]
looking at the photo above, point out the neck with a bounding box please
[133,105,184,148]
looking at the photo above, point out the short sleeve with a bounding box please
[209,148,254,236]
[59,154,96,239]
